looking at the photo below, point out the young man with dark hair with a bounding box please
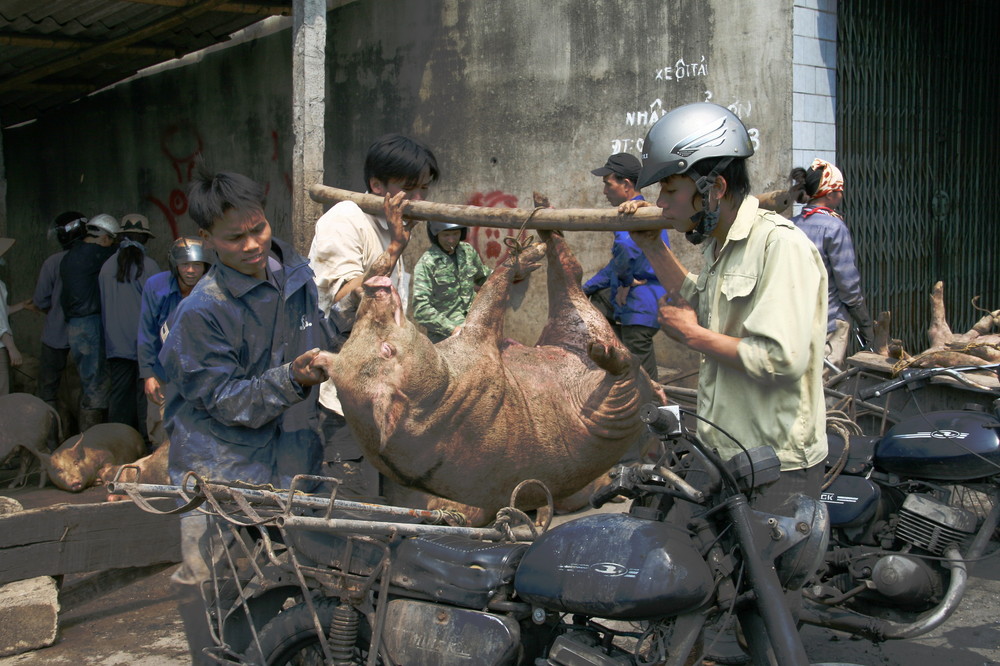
[308,133,439,499]
[583,152,669,381]
[160,170,330,665]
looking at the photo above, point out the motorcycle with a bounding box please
[802,362,1000,641]
[112,403,831,666]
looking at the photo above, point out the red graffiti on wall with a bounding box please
[146,122,203,240]
[464,190,530,269]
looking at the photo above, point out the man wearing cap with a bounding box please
[99,213,160,440]
[583,152,670,381]
[60,213,119,430]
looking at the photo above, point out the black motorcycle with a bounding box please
[802,362,1000,641]
[113,403,830,666]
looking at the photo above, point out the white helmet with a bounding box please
[86,213,121,238]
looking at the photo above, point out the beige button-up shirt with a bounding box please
[308,200,410,414]
[680,196,829,470]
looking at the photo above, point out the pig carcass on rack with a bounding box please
[317,230,663,523]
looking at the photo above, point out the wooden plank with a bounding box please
[58,564,174,613]
[0,500,181,585]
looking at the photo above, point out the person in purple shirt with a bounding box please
[583,153,670,381]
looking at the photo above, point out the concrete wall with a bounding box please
[1,0,795,380]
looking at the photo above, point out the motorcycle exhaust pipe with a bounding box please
[801,498,1000,641]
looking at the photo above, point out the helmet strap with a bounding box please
[684,158,732,245]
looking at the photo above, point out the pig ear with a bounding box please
[372,389,408,452]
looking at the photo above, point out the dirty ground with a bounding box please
[0,487,997,666]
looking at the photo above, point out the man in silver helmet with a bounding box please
[623,102,829,507]
[623,101,830,663]
[137,236,210,448]
[412,221,491,343]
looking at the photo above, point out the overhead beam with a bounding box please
[0,33,177,58]
[121,0,292,15]
[0,0,236,93]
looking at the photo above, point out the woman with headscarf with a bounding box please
[99,213,160,442]
[790,159,874,368]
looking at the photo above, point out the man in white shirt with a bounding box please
[308,133,440,498]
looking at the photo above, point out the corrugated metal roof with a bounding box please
[0,0,292,128]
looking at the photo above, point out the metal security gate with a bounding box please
[837,0,999,352]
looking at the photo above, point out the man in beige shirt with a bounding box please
[308,133,440,499]
[625,102,829,512]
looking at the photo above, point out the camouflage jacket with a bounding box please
[412,242,491,342]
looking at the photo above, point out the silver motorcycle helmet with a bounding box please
[426,221,467,248]
[168,236,210,271]
[638,103,754,244]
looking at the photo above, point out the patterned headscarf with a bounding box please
[810,158,844,198]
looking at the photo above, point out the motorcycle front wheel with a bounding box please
[254,598,377,665]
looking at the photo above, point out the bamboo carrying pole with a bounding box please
[309,184,793,232]
[309,184,668,231]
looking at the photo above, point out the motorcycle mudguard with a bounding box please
[514,513,712,619]
[876,410,1000,481]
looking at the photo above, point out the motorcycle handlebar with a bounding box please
[858,363,1000,400]
[589,480,623,509]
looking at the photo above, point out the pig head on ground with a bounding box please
[36,423,146,492]
[317,229,663,523]
[0,393,62,488]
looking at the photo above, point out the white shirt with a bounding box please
[308,200,411,413]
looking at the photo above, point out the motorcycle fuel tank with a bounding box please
[876,410,1000,481]
[514,513,712,619]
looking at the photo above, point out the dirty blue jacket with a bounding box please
[160,237,329,487]
[583,223,671,329]
[137,270,182,382]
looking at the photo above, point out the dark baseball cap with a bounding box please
[591,153,642,183]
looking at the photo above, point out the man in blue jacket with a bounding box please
[159,170,331,665]
[583,153,670,381]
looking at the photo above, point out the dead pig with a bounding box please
[36,423,145,492]
[104,442,169,502]
[316,230,663,522]
[0,393,62,488]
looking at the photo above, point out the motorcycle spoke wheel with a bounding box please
[255,598,377,666]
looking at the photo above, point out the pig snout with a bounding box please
[362,276,403,326]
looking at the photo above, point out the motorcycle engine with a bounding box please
[870,494,978,607]
[823,493,979,610]
[894,493,978,555]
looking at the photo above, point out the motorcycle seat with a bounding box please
[825,432,879,475]
[389,534,529,609]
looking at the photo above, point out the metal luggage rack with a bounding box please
[108,471,548,664]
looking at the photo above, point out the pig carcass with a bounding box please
[35,423,146,492]
[0,393,62,488]
[105,442,170,502]
[320,230,662,521]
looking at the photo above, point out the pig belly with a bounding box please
[367,347,647,513]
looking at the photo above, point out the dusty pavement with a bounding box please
[0,495,997,666]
